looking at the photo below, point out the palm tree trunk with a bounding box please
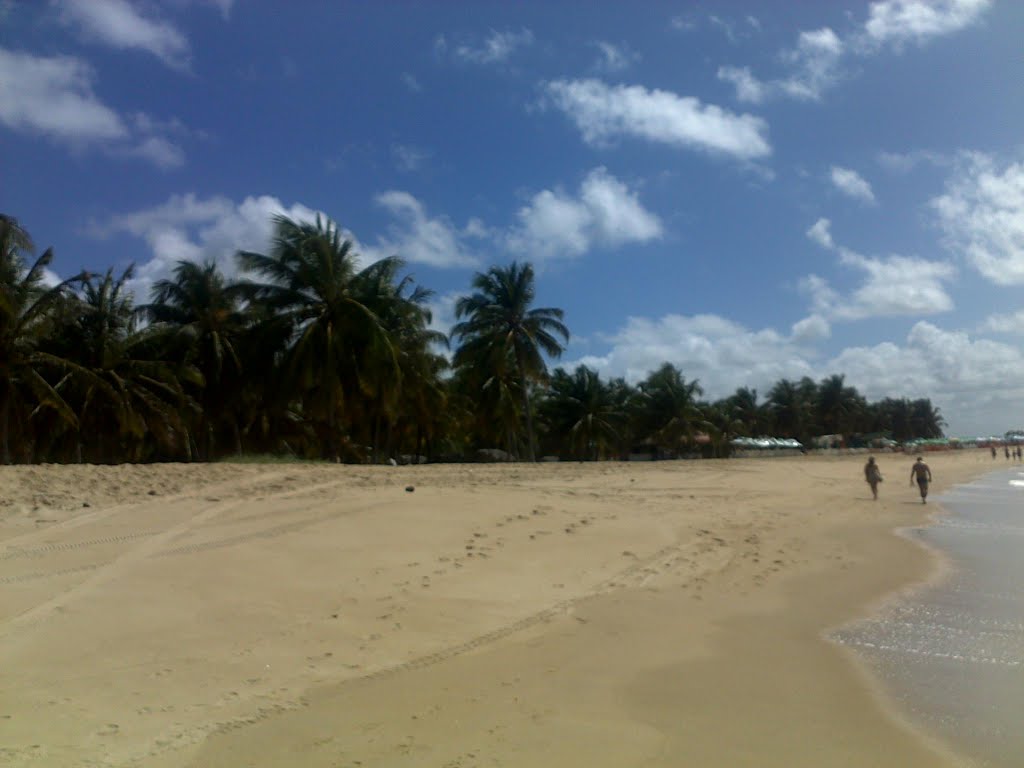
[516,357,536,462]
[0,391,10,465]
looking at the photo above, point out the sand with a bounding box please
[0,451,997,767]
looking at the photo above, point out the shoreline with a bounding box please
[0,453,1002,766]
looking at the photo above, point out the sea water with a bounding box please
[832,468,1024,767]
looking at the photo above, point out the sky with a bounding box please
[2,0,1024,436]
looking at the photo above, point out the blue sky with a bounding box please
[2,0,1023,435]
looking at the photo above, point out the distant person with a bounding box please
[991,445,998,459]
[1006,446,1011,460]
[910,456,932,504]
[864,456,883,500]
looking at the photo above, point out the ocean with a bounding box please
[833,467,1024,767]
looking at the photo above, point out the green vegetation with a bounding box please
[0,212,945,464]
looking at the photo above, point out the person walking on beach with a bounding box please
[864,456,883,500]
[910,456,932,504]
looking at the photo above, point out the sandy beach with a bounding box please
[0,452,997,767]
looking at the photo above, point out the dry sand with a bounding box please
[0,451,998,767]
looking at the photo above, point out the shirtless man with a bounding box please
[909,456,932,504]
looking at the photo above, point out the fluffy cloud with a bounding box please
[573,311,1024,434]
[370,192,480,269]
[791,314,832,342]
[0,47,126,142]
[54,0,190,70]
[573,313,818,396]
[828,321,1024,434]
[374,168,661,266]
[99,194,326,301]
[719,26,844,103]
[804,218,955,320]
[980,310,1024,335]
[0,46,187,166]
[437,28,534,65]
[544,78,771,160]
[720,0,991,103]
[861,0,992,49]
[931,153,1024,285]
[830,165,876,204]
[506,168,662,260]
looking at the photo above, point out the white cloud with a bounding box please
[100,194,325,301]
[0,47,127,142]
[830,165,876,204]
[370,169,660,268]
[121,135,185,168]
[861,0,992,49]
[828,321,1024,435]
[720,1,991,103]
[506,167,662,260]
[791,314,832,342]
[543,78,771,160]
[54,0,191,70]
[592,41,638,73]
[778,28,846,100]
[716,66,766,104]
[443,28,534,65]
[425,291,460,348]
[805,218,956,320]
[931,153,1024,285]
[573,313,818,397]
[0,46,190,167]
[981,310,1024,335]
[720,27,844,103]
[370,192,480,269]
[806,218,835,249]
[575,311,1024,435]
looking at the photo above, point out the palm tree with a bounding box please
[452,262,569,462]
[0,215,87,462]
[637,363,706,457]
[816,374,867,442]
[237,214,402,461]
[54,267,194,462]
[350,257,447,461]
[541,365,624,460]
[725,386,766,436]
[910,398,945,439]
[139,260,248,459]
[768,378,816,445]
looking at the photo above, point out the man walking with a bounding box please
[910,456,932,504]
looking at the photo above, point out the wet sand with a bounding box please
[0,452,994,767]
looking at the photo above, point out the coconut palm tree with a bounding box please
[237,214,403,461]
[0,215,87,462]
[540,365,624,460]
[53,266,195,462]
[139,260,248,459]
[452,262,569,461]
[816,374,867,441]
[768,378,816,445]
[637,363,706,457]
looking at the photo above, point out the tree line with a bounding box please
[0,212,944,464]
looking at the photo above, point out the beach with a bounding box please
[0,452,996,767]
